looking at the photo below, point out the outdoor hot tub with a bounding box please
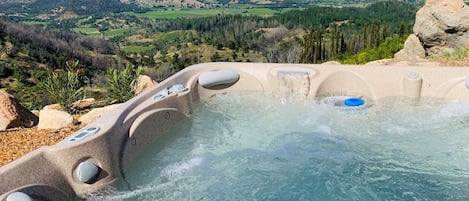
[2,63,469,200]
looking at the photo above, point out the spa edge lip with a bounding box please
[1,63,469,200]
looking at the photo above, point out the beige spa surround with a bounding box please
[2,63,469,201]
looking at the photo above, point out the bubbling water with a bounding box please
[86,93,469,201]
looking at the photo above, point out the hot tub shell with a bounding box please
[2,63,469,200]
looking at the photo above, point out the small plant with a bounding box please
[444,48,469,60]
[41,60,84,113]
[106,64,143,103]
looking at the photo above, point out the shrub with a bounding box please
[106,64,143,103]
[41,60,84,113]
[337,34,407,64]
[441,48,469,60]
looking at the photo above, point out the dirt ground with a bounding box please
[0,125,83,167]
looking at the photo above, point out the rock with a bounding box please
[414,0,469,55]
[72,98,96,110]
[0,89,38,131]
[72,98,106,111]
[425,0,465,10]
[43,103,64,111]
[79,104,121,125]
[37,109,74,130]
[394,34,426,60]
[135,75,158,95]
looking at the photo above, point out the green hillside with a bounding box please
[0,0,423,19]
[0,21,122,108]
[0,0,420,109]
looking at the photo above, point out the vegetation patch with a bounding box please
[120,45,156,53]
[0,1,423,108]
[430,48,469,66]
[72,27,101,36]
[104,28,131,38]
[133,8,280,19]
[20,20,48,26]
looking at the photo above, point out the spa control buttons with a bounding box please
[66,127,100,144]
[153,84,188,100]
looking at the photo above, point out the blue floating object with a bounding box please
[344,98,365,107]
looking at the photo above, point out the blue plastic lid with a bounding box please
[344,98,365,107]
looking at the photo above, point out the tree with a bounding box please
[340,34,348,54]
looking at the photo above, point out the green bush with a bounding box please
[441,48,469,60]
[337,34,407,64]
[41,60,84,114]
[106,64,143,103]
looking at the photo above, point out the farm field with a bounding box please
[132,7,291,19]
[120,45,156,53]
[72,27,101,36]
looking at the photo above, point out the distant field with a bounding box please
[120,45,156,53]
[315,2,373,7]
[104,28,130,38]
[20,21,48,26]
[132,8,287,19]
[72,27,101,36]
[70,27,132,39]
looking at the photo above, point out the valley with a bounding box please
[0,0,421,109]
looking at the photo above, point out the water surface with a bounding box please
[87,93,469,201]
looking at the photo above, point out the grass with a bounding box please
[133,7,282,19]
[244,8,280,16]
[72,28,131,39]
[72,27,101,36]
[429,48,469,66]
[20,21,48,26]
[315,2,373,8]
[103,28,131,38]
[120,45,156,53]
[441,48,469,60]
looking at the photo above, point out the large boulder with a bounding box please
[0,89,38,131]
[135,75,158,95]
[414,0,469,55]
[37,109,74,130]
[79,104,121,125]
[425,0,465,9]
[394,34,426,61]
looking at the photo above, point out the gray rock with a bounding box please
[414,0,469,55]
[394,34,426,60]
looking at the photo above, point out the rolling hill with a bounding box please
[0,0,424,18]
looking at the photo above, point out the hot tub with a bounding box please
[2,63,469,200]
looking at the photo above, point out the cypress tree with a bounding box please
[340,34,347,54]
[331,30,336,57]
[363,25,368,49]
[370,24,376,48]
